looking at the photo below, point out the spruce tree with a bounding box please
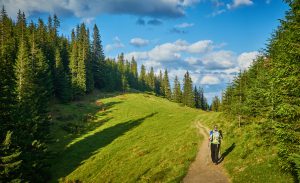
[91,24,105,89]
[163,69,172,99]
[139,64,146,91]
[0,131,22,182]
[148,67,155,91]
[130,57,138,89]
[54,48,71,102]
[194,86,200,108]
[182,71,195,108]
[159,70,164,96]
[173,75,182,103]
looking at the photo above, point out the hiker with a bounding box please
[209,125,222,165]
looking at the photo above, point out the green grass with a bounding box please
[196,112,294,183]
[48,90,203,182]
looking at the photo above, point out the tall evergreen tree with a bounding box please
[173,75,182,103]
[148,67,155,91]
[130,57,138,89]
[54,48,71,102]
[139,64,146,91]
[194,86,200,108]
[163,69,172,99]
[182,71,195,108]
[211,96,221,112]
[91,24,105,89]
[159,70,164,96]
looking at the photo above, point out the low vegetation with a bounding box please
[197,112,294,183]
[48,91,202,182]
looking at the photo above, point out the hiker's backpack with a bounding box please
[210,130,220,144]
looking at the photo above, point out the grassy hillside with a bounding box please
[48,91,202,182]
[197,112,294,183]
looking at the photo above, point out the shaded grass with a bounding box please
[48,91,202,182]
[197,112,294,183]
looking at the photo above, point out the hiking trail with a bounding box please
[183,122,230,183]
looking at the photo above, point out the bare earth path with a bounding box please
[183,122,229,183]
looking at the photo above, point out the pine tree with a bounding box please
[54,48,71,102]
[194,86,200,108]
[91,24,105,89]
[148,67,155,91]
[173,75,182,103]
[211,96,221,112]
[163,69,172,99]
[182,71,195,108]
[130,56,138,89]
[69,29,80,98]
[0,131,22,182]
[159,70,164,96]
[139,64,146,91]
[0,6,17,133]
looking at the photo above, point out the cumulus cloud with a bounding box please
[200,75,221,85]
[1,0,200,19]
[125,39,215,64]
[185,57,202,65]
[105,36,125,52]
[130,38,149,47]
[227,0,253,9]
[237,51,259,70]
[201,50,236,70]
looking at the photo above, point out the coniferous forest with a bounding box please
[1,0,300,182]
[220,0,300,180]
[0,7,209,182]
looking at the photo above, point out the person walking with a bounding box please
[209,125,222,165]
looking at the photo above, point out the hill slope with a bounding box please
[48,91,203,182]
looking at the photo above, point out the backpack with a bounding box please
[210,130,220,144]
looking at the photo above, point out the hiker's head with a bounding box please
[214,125,218,131]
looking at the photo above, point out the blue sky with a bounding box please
[2,0,288,103]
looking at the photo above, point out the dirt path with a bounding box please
[183,122,229,183]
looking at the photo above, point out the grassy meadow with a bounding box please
[197,112,294,183]
[48,91,203,182]
[47,90,294,183]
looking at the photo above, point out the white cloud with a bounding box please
[227,0,253,9]
[105,36,125,52]
[130,38,149,47]
[1,0,200,19]
[175,22,194,28]
[237,51,259,70]
[125,39,214,64]
[202,50,236,70]
[200,75,221,85]
[187,40,213,53]
[185,57,201,65]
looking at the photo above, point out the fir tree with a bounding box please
[139,64,146,91]
[0,131,22,182]
[91,24,105,89]
[54,48,71,102]
[173,75,182,103]
[163,69,172,99]
[182,71,195,108]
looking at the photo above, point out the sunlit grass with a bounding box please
[48,91,202,182]
[197,112,294,183]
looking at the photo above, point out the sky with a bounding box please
[1,0,288,103]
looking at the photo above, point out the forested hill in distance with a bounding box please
[0,0,300,182]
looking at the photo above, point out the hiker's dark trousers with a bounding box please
[211,143,219,163]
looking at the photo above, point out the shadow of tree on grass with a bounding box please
[51,112,157,182]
